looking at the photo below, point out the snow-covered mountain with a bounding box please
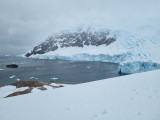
[25,27,116,57]
[25,25,160,73]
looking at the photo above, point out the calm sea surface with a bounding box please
[0,56,126,87]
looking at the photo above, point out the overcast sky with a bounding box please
[0,0,160,55]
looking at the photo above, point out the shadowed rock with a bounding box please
[4,81,67,98]
[4,88,33,98]
[38,86,47,91]
[11,81,48,88]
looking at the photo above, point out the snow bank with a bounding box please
[0,70,160,120]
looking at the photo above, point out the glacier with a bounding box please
[29,52,131,63]
[118,61,160,74]
[25,25,160,73]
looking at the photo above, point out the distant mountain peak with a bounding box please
[25,26,116,57]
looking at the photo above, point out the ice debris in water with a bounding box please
[86,66,91,69]
[50,78,58,80]
[4,55,10,57]
[9,75,16,79]
[17,78,20,81]
[118,61,160,74]
[29,77,38,80]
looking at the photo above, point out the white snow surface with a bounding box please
[0,70,160,120]
[28,26,160,73]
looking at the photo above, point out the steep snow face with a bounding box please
[25,26,116,57]
[25,25,160,73]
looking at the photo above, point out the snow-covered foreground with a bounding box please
[0,70,160,120]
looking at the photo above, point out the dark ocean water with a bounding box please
[0,56,126,87]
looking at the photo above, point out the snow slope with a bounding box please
[0,70,160,120]
[26,25,160,73]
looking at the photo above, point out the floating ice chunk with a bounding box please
[118,61,160,74]
[71,65,77,67]
[0,69,4,71]
[17,78,20,81]
[29,77,38,80]
[9,75,16,79]
[50,78,58,80]
[36,68,40,70]
[4,55,10,57]
[86,66,91,69]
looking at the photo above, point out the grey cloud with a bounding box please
[0,0,160,55]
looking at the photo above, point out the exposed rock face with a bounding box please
[4,88,33,98]
[11,81,47,88]
[25,28,116,57]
